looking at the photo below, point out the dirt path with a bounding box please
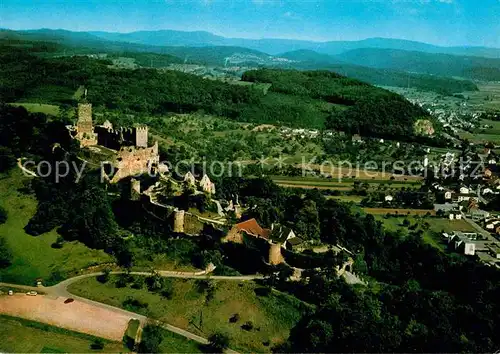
[0,294,132,341]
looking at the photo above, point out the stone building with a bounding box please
[75,103,97,146]
[200,174,216,194]
[109,142,160,183]
[223,218,270,244]
[69,101,160,183]
[173,209,185,233]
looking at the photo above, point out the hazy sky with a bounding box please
[1,0,499,47]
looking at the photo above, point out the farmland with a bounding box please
[364,208,435,216]
[272,176,421,192]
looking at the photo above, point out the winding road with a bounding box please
[0,270,263,353]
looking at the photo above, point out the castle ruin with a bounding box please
[70,102,160,183]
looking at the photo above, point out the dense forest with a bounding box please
[281,50,479,95]
[336,48,500,80]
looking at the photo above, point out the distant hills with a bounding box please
[0,28,493,94]
[335,48,500,79]
[89,29,500,59]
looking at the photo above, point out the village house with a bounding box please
[269,225,304,250]
[448,231,478,256]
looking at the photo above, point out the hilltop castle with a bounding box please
[69,102,160,183]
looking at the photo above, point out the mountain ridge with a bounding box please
[87,29,500,58]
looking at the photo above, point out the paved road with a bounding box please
[1,269,259,353]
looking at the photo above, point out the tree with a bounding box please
[0,236,12,268]
[90,338,104,350]
[97,267,112,284]
[146,271,164,292]
[208,332,230,353]
[0,206,7,225]
[138,325,163,353]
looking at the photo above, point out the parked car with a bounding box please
[8,290,13,296]
[26,291,37,296]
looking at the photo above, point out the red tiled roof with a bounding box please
[235,218,270,239]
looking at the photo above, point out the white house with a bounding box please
[483,188,494,195]
[450,232,477,256]
[460,186,470,194]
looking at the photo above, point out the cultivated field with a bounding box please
[364,208,436,216]
[272,176,421,192]
[0,315,125,353]
[295,164,423,181]
[464,82,500,111]
[68,276,308,352]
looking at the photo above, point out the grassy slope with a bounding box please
[68,276,308,352]
[375,216,475,250]
[8,103,60,116]
[0,315,125,353]
[158,328,203,353]
[0,170,112,285]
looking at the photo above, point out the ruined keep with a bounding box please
[173,209,185,233]
[75,103,97,146]
[268,243,285,265]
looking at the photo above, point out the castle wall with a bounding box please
[223,226,244,244]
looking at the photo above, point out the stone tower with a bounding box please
[77,103,93,134]
[173,209,185,233]
[135,125,148,148]
[130,178,141,201]
[76,103,97,146]
[268,243,284,265]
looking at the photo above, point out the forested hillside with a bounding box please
[336,48,500,79]
[242,69,432,139]
[281,50,479,94]
[0,32,482,94]
[1,46,432,138]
